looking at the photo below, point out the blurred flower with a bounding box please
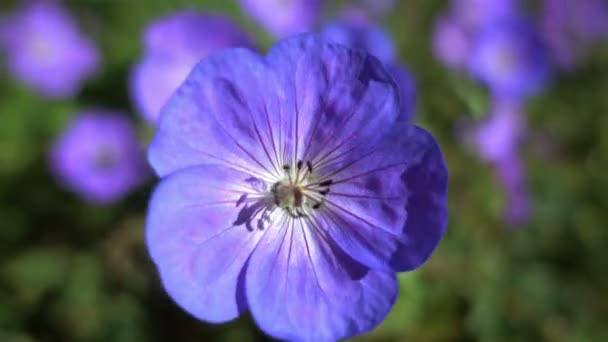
[357,0,398,17]
[130,11,254,124]
[146,35,448,341]
[475,100,530,224]
[451,0,519,31]
[50,110,148,204]
[476,100,524,163]
[321,16,416,120]
[469,20,551,99]
[322,13,394,63]
[541,0,608,70]
[239,0,323,38]
[496,156,530,225]
[0,1,99,98]
[432,0,519,71]
[432,14,472,71]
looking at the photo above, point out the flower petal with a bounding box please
[386,125,448,271]
[315,123,448,272]
[148,47,290,180]
[266,34,400,167]
[246,221,398,341]
[146,165,270,323]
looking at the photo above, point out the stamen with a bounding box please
[236,193,248,207]
[319,179,333,187]
[297,160,303,170]
[318,189,330,196]
[306,161,313,172]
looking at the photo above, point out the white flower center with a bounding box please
[270,160,332,218]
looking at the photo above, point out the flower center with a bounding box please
[270,160,333,218]
[94,147,118,170]
[272,182,304,208]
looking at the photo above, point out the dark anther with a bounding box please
[318,179,333,187]
[283,164,290,171]
[236,193,248,207]
[318,189,330,196]
[312,202,321,209]
[297,160,303,170]
[271,183,280,205]
[306,161,313,172]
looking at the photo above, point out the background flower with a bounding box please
[468,20,551,99]
[239,0,324,38]
[541,0,608,70]
[474,100,530,224]
[0,1,99,98]
[130,11,254,123]
[50,110,148,204]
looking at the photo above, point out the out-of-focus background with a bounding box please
[1,0,607,341]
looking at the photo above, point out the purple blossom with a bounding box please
[239,0,323,38]
[451,0,519,31]
[432,0,519,71]
[321,16,395,64]
[321,17,416,120]
[0,1,99,98]
[475,100,524,163]
[130,11,254,124]
[356,0,398,16]
[432,13,472,71]
[541,0,608,70]
[146,35,448,340]
[50,110,148,204]
[475,100,530,224]
[469,20,552,99]
[496,156,530,225]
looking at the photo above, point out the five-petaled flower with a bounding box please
[50,110,148,204]
[0,1,99,98]
[146,34,448,341]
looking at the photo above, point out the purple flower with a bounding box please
[356,0,398,16]
[541,0,608,70]
[0,1,99,98]
[146,35,448,340]
[321,18,416,120]
[451,0,519,31]
[496,157,530,225]
[475,100,524,163]
[432,13,472,71]
[432,0,519,71]
[475,100,530,224]
[130,11,254,124]
[50,110,148,204]
[469,20,552,99]
[321,16,395,64]
[239,0,323,38]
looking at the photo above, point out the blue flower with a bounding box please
[473,100,530,225]
[130,11,254,124]
[239,0,324,38]
[432,13,472,71]
[50,110,148,204]
[541,0,608,70]
[0,1,99,98]
[468,20,552,99]
[146,35,448,341]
